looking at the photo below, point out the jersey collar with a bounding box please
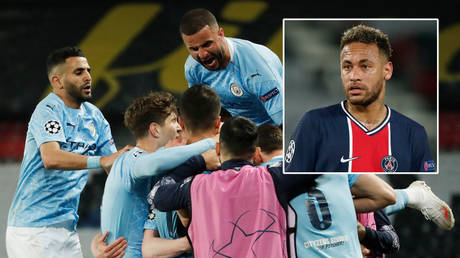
[340,100,391,135]
[225,37,235,62]
[221,159,253,170]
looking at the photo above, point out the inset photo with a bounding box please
[284,19,438,173]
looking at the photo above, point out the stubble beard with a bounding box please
[65,82,92,104]
[347,82,383,107]
[198,45,226,71]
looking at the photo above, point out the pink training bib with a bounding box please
[189,165,288,257]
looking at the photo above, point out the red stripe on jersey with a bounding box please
[350,122,389,172]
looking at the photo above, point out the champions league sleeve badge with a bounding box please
[260,88,280,102]
[381,155,398,172]
[423,160,436,172]
[230,83,243,97]
[285,140,295,163]
[44,120,62,134]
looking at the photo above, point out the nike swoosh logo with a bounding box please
[340,156,360,163]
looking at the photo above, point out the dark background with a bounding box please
[1,1,459,257]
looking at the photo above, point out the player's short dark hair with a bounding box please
[340,24,392,61]
[220,116,258,158]
[257,124,282,154]
[179,84,221,133]
[46,46,85,76]
[180,8,218,35]
[124,91,177,139]
[220,108,233,124]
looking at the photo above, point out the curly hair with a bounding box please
[124,91,177,139]
[340,24,393,61]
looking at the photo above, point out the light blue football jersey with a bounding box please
[144,176,191,257]
[100,139,214,258]
[185,37,283,126]
[143,175,181,243]
[144,210,193,258]
[8,93,116,231]
[259,155,283,167]
[143,160,211,258]
[289,174,362,258]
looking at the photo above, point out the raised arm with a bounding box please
[153,177,192,212]
[40,142,132,174]
[351,174,396,213]
[165,148,220,182]
[132,138,215,179]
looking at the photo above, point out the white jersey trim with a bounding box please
[347,117,353,172]
[388,123,392,156]
[340,101,391,136]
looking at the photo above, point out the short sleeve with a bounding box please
[253,80,283,125]
[144,217,158,230]
[96,117,117,156]
[348,174,360,187]
[185,57,198,87]
[29,103,66,147]
[412,126,435,172]
[285,112,319,172]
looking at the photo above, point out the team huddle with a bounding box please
[6,8,454,258]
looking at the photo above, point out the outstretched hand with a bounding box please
[91,232,127,258]
[357,221,366,241]
[101,145,134,174]
[202,149,220,171]
[360,244,371,257]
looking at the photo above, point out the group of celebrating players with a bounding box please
[6,8,454,258]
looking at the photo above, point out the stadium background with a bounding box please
[0,1,458,257]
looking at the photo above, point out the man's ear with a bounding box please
[178,116,185,130]
[49,64,66,90]
[214,116,221,134]
[215,142,220,156]
[218,27,224,37]
[253,147,263,165]
[50,74,63,89]
[383,61,393,81]
[149,122,160,138]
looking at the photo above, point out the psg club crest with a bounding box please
[285,140,295,163]
[381,155,398,172]
[44,120,61,134]
[230,83,243,97]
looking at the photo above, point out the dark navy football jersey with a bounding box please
[285,101,435,172]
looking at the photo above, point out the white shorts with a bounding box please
[6,226,83,258]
